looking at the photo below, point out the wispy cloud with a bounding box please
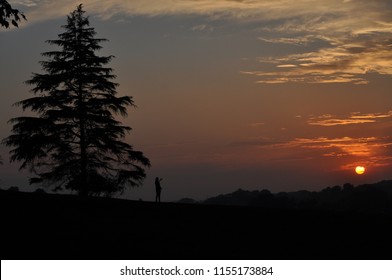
[351,111,392,119]
[277,137,377,156]
[308,110,392,126]
[15,0,379,21]
[14,1,392,30]
[258,36,314,46]
[245,37,392,84]
[340,155,392,171]
[191,24,214,32]
[249,122,265,127]
[232,134,392,169]
[12,1,392,84]
[15,0,37,7]
[271,136,392,171]
[244,2,391,84]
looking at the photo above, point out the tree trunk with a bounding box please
[78,78,88,197]
[79,116,88,196]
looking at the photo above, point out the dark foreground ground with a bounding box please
[1,189,391,259]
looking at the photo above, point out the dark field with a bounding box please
[1,189,391,259]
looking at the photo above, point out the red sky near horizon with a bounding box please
[1,0,391,200]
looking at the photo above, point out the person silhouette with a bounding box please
[155,177,163,202]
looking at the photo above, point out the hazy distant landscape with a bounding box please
[2,180,391,260]
[203,180,392,213]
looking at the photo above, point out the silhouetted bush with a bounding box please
[251,189,275,207]
[204,188,259,206]
[34,188,46,194]
[343,183,354,192]
[177,198,197,204]
[7,186,19,192]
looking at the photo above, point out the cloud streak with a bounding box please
[308,110,392,126]
[14,1,392,31]
[15,0,384,21]
[274,136,392,169]
[246,35,392,84]
[12,0,392,84]
[231,134,392,170]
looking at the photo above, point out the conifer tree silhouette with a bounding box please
[2,4,150,196]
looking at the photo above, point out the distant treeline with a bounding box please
[3,180,392,214]
[201,180,392,213]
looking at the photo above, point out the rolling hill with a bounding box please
[1,183,391,260]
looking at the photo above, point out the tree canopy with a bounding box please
[0,0,26,28]
[2,4,150,196]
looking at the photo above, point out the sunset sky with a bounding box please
[1,0,391,201]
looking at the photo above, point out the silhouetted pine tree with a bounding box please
[2,4,150,196]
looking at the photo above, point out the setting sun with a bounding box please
[355,166,366,175]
